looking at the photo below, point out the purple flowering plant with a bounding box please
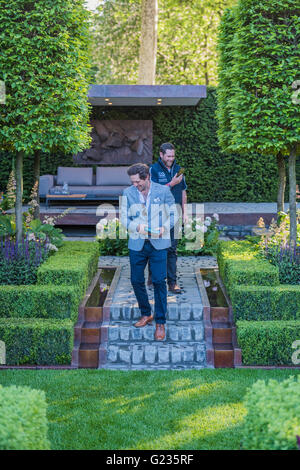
[0,233,50,285]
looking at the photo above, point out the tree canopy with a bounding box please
[91,0,237,86]
[0,0,92,155]
[217,0,300,245]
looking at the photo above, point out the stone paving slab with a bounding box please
[110,304,203,321]
[105,342,206,369]
[106,322,205,342]
[100,256,217,304]
[97,255,218,370]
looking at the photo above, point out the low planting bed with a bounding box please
[0,241,99,365]
[217,240,300,366]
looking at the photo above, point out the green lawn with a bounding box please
[1,368,299,450]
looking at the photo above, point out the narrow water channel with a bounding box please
[200,269,228,308]
[86,268,116,307]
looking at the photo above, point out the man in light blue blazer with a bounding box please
[120,163,178,340]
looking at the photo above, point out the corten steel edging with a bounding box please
[216,271,242,367]
[71,269,102,368]
[195,269,214,368]
[0,365,77,370]
[98,265,122,368]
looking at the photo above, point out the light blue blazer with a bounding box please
[120,182,179,251]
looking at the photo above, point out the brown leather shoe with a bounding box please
[168,283,182,294]
[134,315,154,328]
[154,323,165,341]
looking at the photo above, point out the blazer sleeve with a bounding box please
[120,191,146,237]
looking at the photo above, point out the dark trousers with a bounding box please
[147,227,178,285]
[129,241,167,324]
[167,227,178,285]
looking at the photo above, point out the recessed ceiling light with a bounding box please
[108,102,113,105]
[105,98,109,102]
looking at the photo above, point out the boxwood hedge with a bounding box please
[231,285,300,321]
[0,241,99,365]
[0,241,99,322]
[242,376,300,450]
[0,318,73,365]
[0,385,50,450]
[0,285,80,322]
[236,320,300,365]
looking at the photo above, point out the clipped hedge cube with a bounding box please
[0,318,73,365]
[226,259,279,293]
[243,376,300,450]
[216,240,260,282]
[0,385,50,450]
[0,285,80,322]
[237,320,300,365]
[231,285,300,321]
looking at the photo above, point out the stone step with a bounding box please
[110,303,203,322]
[103,342,206,368]
[106,322,205,343]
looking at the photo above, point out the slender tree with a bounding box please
[0,0,92,241]
[92,0,237,86]
[217,0,300,245]
[138,0,158,84]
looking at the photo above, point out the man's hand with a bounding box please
[137,224,148,235]
[169,172,183,187]
[158,226,165,238]
[149,226,165,238]
[182,212,189,224]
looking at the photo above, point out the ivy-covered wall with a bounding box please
[0,88,299,202]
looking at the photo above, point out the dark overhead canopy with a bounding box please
[88,84,206,107]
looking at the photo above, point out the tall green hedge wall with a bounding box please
[0,88,299,202]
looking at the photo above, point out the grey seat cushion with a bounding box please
[96,166,131,186]
[57,167,93,186]
[49,185,129,197]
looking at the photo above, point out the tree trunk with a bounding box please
[138,0,158,85]
[276,152,286,224]
[289,145,297,248]
[33,150,40,220]
[15,152,23,243]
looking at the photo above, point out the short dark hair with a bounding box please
[127,163,150,180]
[160,142,175,155]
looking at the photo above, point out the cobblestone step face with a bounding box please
[106,322,205,343]
[104,342,206,370]
[99,262,210,370]
[110,303,203,322]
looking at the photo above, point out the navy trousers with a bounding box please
[129,240,167,324]
[147,227,178,285]
[167,227,178,285]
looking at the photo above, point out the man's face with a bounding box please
[130,173,150,192]
[160,149,175,168]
